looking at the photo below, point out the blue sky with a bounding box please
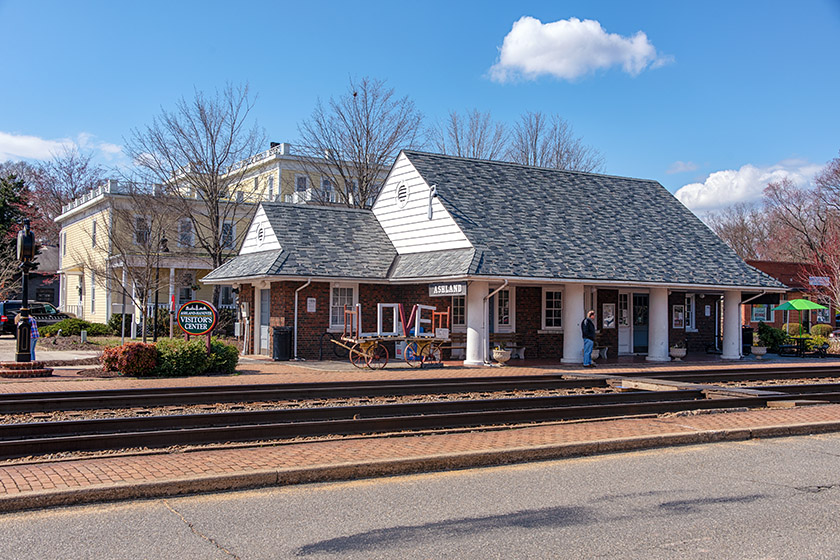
[1,0,838,214]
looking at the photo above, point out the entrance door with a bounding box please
[259,289,271,356]
[618,292,631,354]
[632,293,649,354]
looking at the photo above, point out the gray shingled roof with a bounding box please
[401,150,784,289]
[204,203,396,281]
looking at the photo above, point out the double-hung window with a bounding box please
[221,221,235,249]
[135,217,150,246]
[685,294,696,331]
[542,288,563,329]
[179,219,193,248]
[330,283,356,331]
[452,296,465,327]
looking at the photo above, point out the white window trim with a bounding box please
[541,286,564,331]
[134,215,150,246]
[329,282,359,332]
[685,294,697,332]
[751,304,774,323]
[221,221,236,250]
[493,287,515,333]
[451,295,466,328]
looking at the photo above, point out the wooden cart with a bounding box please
[328,302,451,369]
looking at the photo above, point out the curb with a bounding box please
[3,419,840,513]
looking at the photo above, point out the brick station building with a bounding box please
[203,150,785,364]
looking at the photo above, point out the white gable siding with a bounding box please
[240,205,281,255]
[372,153,472,254]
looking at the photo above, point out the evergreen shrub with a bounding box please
[41,318,112,337]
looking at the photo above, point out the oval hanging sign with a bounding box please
[177,300,218,336]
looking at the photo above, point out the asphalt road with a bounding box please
[2,434,840,559]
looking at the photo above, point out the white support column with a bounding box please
[722,290,742,360]
[464,281,488,366]
[647,287,670,362]
[561,283,585,364]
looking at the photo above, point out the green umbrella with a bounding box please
[773,299,828,336]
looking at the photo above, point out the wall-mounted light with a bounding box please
[428,184,437,220]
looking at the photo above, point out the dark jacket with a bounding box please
[581,317,596,341]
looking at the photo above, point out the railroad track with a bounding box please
[3,383,840,460]
[0,375,602,413]
[2,364,839,461]
[3,364,839,414]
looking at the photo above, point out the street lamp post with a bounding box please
[15,219,36,362]
[153,238,169,342]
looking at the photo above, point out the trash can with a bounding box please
[742,326,754,355]
[273,326,293,361]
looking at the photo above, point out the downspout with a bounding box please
[294,279,312,360]
[483,279,509,365]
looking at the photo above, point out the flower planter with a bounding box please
[751,345,767,360]
[669,347,687,361]
[492,349,511,365]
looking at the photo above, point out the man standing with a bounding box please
[581,310,596,367]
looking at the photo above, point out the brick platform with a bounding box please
[0,361,53,378]
[1,356,840,512]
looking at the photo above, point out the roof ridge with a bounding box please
[261,201,372,214]
[401,149,658,184]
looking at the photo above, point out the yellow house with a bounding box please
[56,180,248,332]
[56,141,387,335]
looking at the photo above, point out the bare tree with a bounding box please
[763,178,832,262]
[122,83,264,308]
[507,111,604,173]
[297,76,424,208]
[704,202,773,261]
[432,109,508,160]
[816,150,840,213]
[73,186,176,341]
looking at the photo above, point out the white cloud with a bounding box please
[0,131,123,163]
[0,132,73,161]
[674,160,822,212]
[666,160,698,174]
[489,16,673,82]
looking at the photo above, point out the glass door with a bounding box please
[259,289,271,356]
[633,293,649,354]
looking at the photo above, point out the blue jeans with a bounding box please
[31,338,37,361]
[583,338,594,365]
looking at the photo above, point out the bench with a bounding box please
[490,332,526,360]
[778,344,798,357]
[811,343,829,358]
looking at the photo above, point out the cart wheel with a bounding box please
[367,342,389,369]
[404,341,425,368]
[349,344,367,369]
[424,341,443,364]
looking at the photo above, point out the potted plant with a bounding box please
[669,340,687,361]
[491,345,511,365]
[751,332,767,360]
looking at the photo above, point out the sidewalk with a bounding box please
[1,353,840,513]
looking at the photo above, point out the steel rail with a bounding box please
[0,376,601,413]
[3,364,839,413]
[4,384,840,459]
